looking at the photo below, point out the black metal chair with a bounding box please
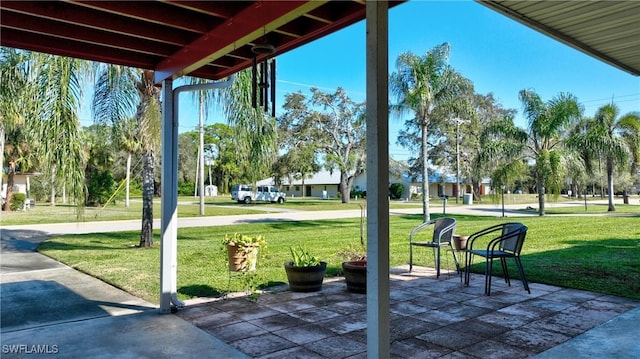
[464,222,530,296]
[409,217,458,277]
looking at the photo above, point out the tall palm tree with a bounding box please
[187,76,223,215]
[32,54,87,209]
[93,66,160,247]
[567,104,640,211]
[466,93,518,201]
[223,68,276,184]
[518,89,581,216]
[390,43,472,222]
[112,116,141,208]
[0,48,32,211]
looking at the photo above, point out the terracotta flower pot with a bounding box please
[226,244,259,272]
[453,235,468,251]
[342,260,367,294]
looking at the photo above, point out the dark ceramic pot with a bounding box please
[284,261,327,292]
[342,260,367,294]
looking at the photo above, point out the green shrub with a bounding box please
[11,192,26,211]
[389,183,404,199]
[86,170,115,206]
[178,181,195,196]
[350,188,366,199]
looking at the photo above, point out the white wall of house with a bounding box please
[1,174,31,198]
[256,170,492,200]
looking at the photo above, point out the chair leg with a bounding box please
[485,257,493,296]
[409,245,413,272]
[450,246,460,273]
[433,246,440,278]
[464,252,473,285]
[514,257,531,294]
[500,257,511,286]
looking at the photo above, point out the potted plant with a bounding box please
[453,234,469,251]
[340,204,367,294]
[222,233,266,272]
[284,246,327,292]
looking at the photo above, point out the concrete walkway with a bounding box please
[1,200,638,357]
[1,229,248,358]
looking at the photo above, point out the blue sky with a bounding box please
[84,1,639,161]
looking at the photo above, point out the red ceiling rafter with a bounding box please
[153,1,324,82]
[0,1,406,82]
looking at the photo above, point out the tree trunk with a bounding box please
[339,172,350,204]
[140,150,154,247]
[421,123,430,222]
[606,157,615,211]
[536,173,545,216]
[50,163,56,207]
[125,152,131,208]
[472,180,481,202]
[0,127,5,196]
[2,160,16,211]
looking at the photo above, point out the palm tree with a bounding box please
[518,89,581,216]
[390,43,472,222]
[93,66,160,247]
[456,94,520,201]
[223,68,276,184]
[567,104,640,211]
[0,48,32,211]
[112,116,141,208]
[32,54,87,209]
[187,76,223,215]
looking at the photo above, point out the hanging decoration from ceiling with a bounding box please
[251,42,276,117]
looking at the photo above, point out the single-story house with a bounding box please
[404,172,492,200]
[1,172,38,199]
[257,171,365,199]
[257,168,491,200]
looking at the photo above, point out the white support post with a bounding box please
[366,1,390,357]
[159,77,235,313]
[160,78,181,312]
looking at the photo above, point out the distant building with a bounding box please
[256,168,490,200]
[1,172,39,199]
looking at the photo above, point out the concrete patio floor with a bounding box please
[177,266,639,358]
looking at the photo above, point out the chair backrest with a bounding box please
[500,223,527,254]
[433,217,457,243]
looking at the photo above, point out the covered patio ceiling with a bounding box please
[2,1,638,81]
[0,0,404,82]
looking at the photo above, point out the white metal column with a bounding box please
[366,1,390,357]
[159,77,235,312]
[160,78,182,312]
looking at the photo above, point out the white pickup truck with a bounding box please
[231,184,286,204]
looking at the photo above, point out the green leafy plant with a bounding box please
[10,193,26,211]
[222,233,267,252]
[289,245,321,267]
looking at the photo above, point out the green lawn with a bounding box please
[0,197,267,225]
[544,203,640,214]
[38,214,640,304]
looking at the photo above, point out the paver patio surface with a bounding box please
[177,266,639,358]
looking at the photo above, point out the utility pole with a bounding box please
[456,118,460,204]
[198,94,205,215]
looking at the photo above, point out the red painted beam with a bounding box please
[154,1,325,83]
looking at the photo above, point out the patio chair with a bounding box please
[409,217,458,277]
[464,222,530,296]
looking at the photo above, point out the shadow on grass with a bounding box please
[179,284,223,298]
[466,237,640,299]
[39,232,153,251]
[178,280,289,299]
